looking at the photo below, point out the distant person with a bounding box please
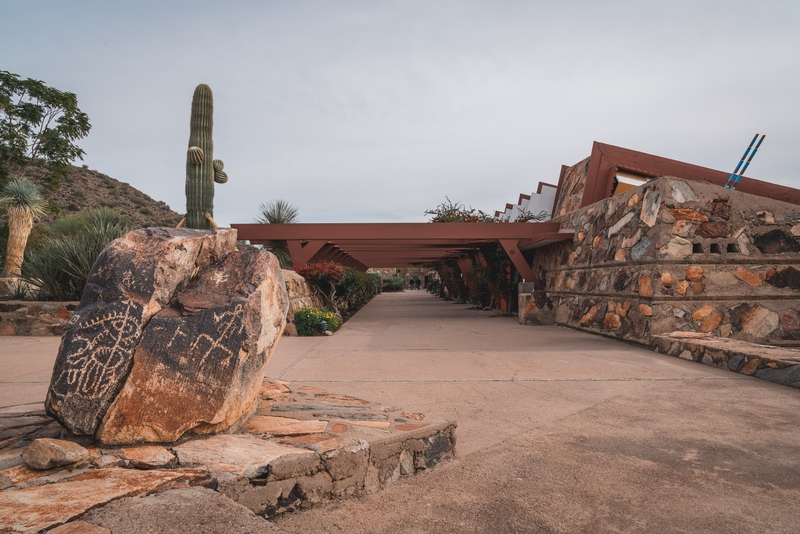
[415,279,421,290]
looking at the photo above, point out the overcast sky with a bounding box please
[3,1,799,225]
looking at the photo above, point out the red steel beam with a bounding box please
[499,239,538,289]
[235,222,573,282]
[233,222,564,241]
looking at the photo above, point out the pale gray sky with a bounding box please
[3,1,799,225]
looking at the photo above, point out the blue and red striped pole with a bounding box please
[725,134,765,190]
[725,134,758,189]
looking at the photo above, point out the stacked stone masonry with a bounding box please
[0,302,76,336]
[0,272,318,338]
[522,177,800,345]
[521,177,800,384]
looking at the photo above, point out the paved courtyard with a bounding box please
[267,291,800,533]
[2,290,800,532]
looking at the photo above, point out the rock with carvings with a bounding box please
[47,228,238,436]
[96,248,288,444]
[46,227,290,445]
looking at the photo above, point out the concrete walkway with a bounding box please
[3,291,800,532]
[268,291,800,533]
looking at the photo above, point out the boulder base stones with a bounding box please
[22,438,89,470]
[96,248,288,444]
[47,228,238,436]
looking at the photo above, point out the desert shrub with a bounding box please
[336,268,376,310]
[22,207,130,300]
[426,278,443,296]
[0,279,31,301]
[382,276,405,292]
[294,262,379,318]
[294,306,341,336]
[425,197,496,223]
[255,199,299,269]
[371,271,382,294]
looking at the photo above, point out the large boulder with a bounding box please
[46,228,289,444]
[97,248,288,444]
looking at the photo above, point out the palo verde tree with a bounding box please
[0,71,91,187]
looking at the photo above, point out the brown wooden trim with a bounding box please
[579,142,800,207]
[537,181,557,194]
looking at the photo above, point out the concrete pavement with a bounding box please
[2,290,800,532]
[267,291,800,533]
[0,337,59,413]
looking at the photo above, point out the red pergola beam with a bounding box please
[231,222,572,282]
[233,222,564,241]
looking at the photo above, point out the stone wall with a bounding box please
[282,270,324,336]
[520,176,800,347]
[552,157,590,218]
[0,302,76,336]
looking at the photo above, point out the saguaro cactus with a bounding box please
[185,84,228,229]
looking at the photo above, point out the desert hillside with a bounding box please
[10,162,183,229]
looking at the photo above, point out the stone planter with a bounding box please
[0,301,77,336]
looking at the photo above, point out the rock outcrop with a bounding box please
[46,227,289,444]
[281,269,323,335]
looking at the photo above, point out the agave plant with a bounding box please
[0,178,47,276]
[22,207,130,300]
[254,199,298,269]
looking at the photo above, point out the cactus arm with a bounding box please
[212,159,228,183]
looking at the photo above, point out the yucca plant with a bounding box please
[254,199,299,269]
[0,178,47,276]
[22,207,130,300]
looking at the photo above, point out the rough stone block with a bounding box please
[47,228,238,436]
[267,451,323,481]
[22,439,88,470]
[173,435,310,478]
[96,247,288,444]
[236,478,295,514]
[322,440,369,482]
[295,470,333,503]
[754,366,800,388]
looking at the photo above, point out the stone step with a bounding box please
[652,332,800,388]
[0,381,457,532]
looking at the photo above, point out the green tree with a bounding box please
[0,178,47,276]
[0,71,91,187]
[254,199,299,269]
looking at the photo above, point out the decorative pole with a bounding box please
[725,134,765,190]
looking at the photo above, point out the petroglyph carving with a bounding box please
[47,228,239,436]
